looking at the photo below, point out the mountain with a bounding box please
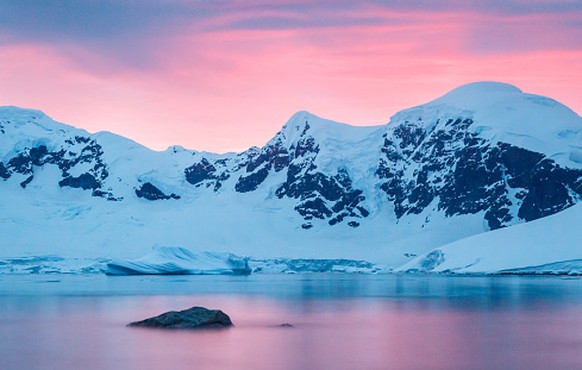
[1,81,581,268]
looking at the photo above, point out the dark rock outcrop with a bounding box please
[59,173,100,190]
[0,162,9,180]
[128,306,233,329]
[135,182,180,200]
[2,138,111,197]
[184,157,230,191]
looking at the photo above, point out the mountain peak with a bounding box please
[427,81,524,110]
[277,110,382,146]
[447,81,522,95]
[0,105,83,141]
[387,81,582,168]
[0,106,50,122]
[282,110,331,131]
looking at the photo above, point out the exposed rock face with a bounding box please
[184,157,231,191]
[0,127,116,199]
[128,306,233,329]
[135,182,180,200]
[376,117,582,230]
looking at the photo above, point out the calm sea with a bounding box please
[1,274,582,370]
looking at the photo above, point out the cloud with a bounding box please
[0,1,580,151]
[0,0,215,72]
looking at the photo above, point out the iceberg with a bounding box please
[106,247,251,276]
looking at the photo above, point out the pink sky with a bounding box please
[0,1,580,152]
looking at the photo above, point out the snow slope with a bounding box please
[396,203,582,274]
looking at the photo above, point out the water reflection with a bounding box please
[1,275,582,370]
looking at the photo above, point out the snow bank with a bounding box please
[105,247,251,276]
[396,203,582,274]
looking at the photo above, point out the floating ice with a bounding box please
[106,246,251,276]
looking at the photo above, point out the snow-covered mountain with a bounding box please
[1,81,581,269]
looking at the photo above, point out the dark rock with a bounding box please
[59,173,100,190]
[128,306,233,330]
[184,157,230,190]
[0,162,9,179]
[517,159,580,221]
[279,323,294,328]
[8,152,34,174]
[293,135,317,157]
[295,198,332,219]
[185,158,218,185]
[92,189,123,201]
[279,168,369,226]
[245,141,290,173]
[75,135,91,144]
[20,175,33,188]
[235,167,269,192]
[135,182,180,200]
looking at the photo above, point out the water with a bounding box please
[1,274,582,370]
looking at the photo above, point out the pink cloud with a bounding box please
[0,7,580,152]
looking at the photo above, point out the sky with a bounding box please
[0,0,581,153]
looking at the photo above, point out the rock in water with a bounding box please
[128,306,233,329]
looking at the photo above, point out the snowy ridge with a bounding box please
[1,82,582,273]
